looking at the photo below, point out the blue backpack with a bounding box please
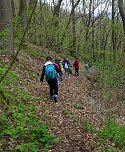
[45,64,56,80]
[64,62,68,69]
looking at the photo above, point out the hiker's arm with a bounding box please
[54,64,61,73]
[69,61,72,67]
[78,62,80,68]
[40,66,45,82]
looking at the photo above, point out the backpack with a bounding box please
[64,62,68,69]
[55,63,60,69]
[84,64,89,71]
[60,62,64,71]
[88,63,92,68]
[45,64,56,80]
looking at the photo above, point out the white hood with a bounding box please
[44,61,53,66]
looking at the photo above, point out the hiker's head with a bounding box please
[55,58,59,63]
[46,56,52,61]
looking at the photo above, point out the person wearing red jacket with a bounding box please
[73,60,80,76]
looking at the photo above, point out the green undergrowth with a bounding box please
[83,119,96,134]
[106,147,117,152]
[83,118,125,151]
[95,59,125,88]
[93,59,125,104]
[99,119,125,149]
[27,47,47,58]
[0,65,58,152]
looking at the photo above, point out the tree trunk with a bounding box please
[112,0,116,62]
[11,0,15,16]
[52,0,63,49]
[118,0,125,35]
[18,0,27,28]
[53,0,63,17]
[71,0,76,55]
[0,0,13,55]
[60,0,80,46]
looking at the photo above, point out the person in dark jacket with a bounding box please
[63,58,72,79]
[73,60,80,76]
[40,56,61,102]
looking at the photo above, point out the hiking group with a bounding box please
[40,56,91,102]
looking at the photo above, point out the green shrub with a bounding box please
[0,101,58,151]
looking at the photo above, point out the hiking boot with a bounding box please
[53,95,58,102]
[54,97,57,102]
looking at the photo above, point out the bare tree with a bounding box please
[11,0,16,16]
[60,0,80,46]
[112,0,116,61]
[53,0,63,17]
[0,0,13,55]
[71,0,77,54]
[18,0,27,28]
[118,0,125,35]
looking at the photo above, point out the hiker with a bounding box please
[84,60,92,73]
[59,59,64,81]
[63,58,72,79]
[40,56,61,102]
[73,59,80,76]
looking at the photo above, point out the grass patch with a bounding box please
[106,147,117,152]
[98,119,125,149]
[27,47,47,58]
[63,110,76,119]
[95,60,125,87]
[74,102,84,109]
[83,119,96,133]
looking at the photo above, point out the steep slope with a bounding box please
[2,50,123,152]
[14,51,102,152]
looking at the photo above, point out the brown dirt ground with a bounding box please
[15,54,103,152]
[8,52,123,152]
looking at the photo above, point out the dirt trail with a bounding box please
[17,55,101,152]
[35,69,100,151]
[10,50,125,152]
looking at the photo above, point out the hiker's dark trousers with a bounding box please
[47,78,58,97]
[75,68,79,76]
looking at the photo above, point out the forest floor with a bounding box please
[14,51,105,152]
[6,48,124,152]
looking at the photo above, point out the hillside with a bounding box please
[1,47,125,152]
[16,50,100,151]
[1,0,125,151]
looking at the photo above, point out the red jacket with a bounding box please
[73,60,80,69]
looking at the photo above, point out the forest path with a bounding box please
[34,63,101,151]
[11,47,125,152]
[18,54,101,152]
